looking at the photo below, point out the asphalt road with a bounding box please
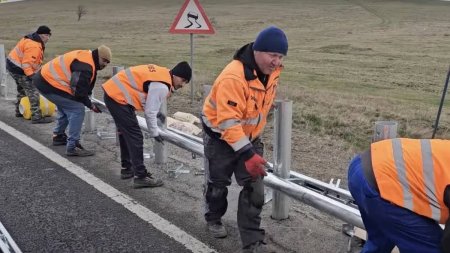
[0,126,195,253]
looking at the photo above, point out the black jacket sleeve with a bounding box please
[70,60,94,108]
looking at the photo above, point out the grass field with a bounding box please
[2,0,450,181]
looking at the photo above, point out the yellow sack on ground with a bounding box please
[19,95,56,120]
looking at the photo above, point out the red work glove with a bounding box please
[244,153,268,178]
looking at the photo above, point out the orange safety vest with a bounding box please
[7,37,44,76]
[202,60,282,151]
[102,64,173,111]
[40,50,96,95]
[371,138,450,224]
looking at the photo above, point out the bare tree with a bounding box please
[77,5,87,21]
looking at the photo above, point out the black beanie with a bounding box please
[252,26,288,56]
[36,25,51,35]
[171,61,192,82]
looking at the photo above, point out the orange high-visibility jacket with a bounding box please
[102,64,173,111]
[371,138,450,224]
[7,37,44,76]
[40,50,95,95]
[202,60,282,152]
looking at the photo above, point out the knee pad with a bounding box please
[244,182,265,208]
[206,185,228,202]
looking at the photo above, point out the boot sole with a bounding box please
[52,142,67,146]
[133,182,164,188]
[120,174,134,180]
[66,152,95,157]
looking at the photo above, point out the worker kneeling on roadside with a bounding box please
[348,138,450,253]
[201,26,287,252]
[35,45,111,156]
[102,62,191,188]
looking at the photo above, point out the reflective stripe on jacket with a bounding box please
[7,37,44,76]
[371,138,450,223]
[40,50,95,95]
[202,60,281,152]
[102,64,173,111]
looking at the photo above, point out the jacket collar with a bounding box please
[25,32,45,51]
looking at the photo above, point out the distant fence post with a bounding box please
[271,99,292,220]
[373,121,398,142]
[154,99,168,164]
[0,44,7,97]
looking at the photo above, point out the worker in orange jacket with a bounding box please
[348,138,450,253]
[102,62,191,188]
[6,25,53,123]
[34,46,111,156]
[201,26,288,252]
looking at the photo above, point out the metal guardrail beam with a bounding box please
[91,98,363,228]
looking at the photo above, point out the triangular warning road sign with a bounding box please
[169,0,215,34]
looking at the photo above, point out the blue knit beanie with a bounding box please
[252,26,288,56]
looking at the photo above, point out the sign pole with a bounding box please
[190,33,194,104]
[169,0,214,104]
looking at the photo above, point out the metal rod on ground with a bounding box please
[432,66,450,139]
[271,99,292,220]
[154,99,168,164]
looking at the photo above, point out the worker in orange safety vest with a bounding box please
[34,46,111,156]
[201,26,288,252]
[348,138,450,253]
[102,62,191,189]
[6,25,53,123]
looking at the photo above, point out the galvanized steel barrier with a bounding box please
[91,97,365,229]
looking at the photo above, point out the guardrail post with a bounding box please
[154,99,168,164]
[271,99,292,220]
[84,94,96,133]
[112,66,124,146]
[373,121,397,142]
[0,44,7,98]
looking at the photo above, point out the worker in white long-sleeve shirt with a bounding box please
[102,62,191,188]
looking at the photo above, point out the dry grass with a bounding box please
[2,0,450,180]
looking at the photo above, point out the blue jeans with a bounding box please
[40,92,85,151]
[348,155,443,253]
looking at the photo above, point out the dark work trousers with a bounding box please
[104,92,148,178]
[203,133,265,248]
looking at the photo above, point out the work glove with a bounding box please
[90,104,102,113]
[157,112,166,124]
[154,135,164,144]
[244,153,267,179]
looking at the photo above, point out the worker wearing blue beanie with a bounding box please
[201,25,288,253]
[252,26,288,56]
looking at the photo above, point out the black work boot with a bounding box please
[133,173,164,188]
[31,117,53,124]
[242,241,273,253]
[120,168,134,179]
[207,221,227,238]
[66,143,95,157]
[52,133,68,146]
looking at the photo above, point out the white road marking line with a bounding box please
[0,120,216,253]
